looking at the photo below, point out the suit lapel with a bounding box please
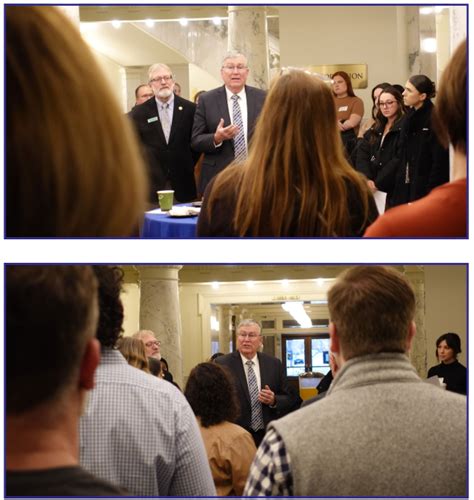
[147,99,167,144]
[217,86,231,127]
[232,352,251,403]
[168,96,182,144]
[245,86,257,134]
[257,352,269,389]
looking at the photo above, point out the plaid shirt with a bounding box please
[243,428,293,496]
[80,348,215,496]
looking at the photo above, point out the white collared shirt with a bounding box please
[225,86,248,142]
[240,352,261,390]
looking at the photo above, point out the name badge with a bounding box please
[147,116,159,123]
[338,106,348,112]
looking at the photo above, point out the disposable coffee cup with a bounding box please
[157,190,174,211]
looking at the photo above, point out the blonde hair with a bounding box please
[207,69,371,236]
[118,337,150,373]
[6,6,147,236]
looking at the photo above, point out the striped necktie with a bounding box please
[246,360,264,431]
[231,94,247,162]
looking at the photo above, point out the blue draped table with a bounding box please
[141,206,198,238]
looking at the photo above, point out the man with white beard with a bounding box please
[129,63,199,203]
[133,330,161,360]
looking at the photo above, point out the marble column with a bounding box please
[450,7,467,51]
[138,266,184,387]
[217,305,231,353]
[406,268,427,378]
[227,6,269,89]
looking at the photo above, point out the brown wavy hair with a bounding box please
[6,6,147,236]
[206,69,372,236]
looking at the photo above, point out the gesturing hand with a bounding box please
[258,384,276,406]
[214,118,239,144]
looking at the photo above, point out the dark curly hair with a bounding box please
[92,266,124,348]
[184,362,240,428]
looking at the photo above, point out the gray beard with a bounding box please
[151,353,162,360]
[158,88,172,99]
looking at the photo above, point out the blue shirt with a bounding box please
[80,348,216,496]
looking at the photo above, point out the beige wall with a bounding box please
[189,62,222,102]
[424,265,467,369]
[278,6,409,115]
[121,265,467,381]
[91,49,124,107]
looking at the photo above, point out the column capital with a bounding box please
[138,265,182,281]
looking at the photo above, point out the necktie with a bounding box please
[231,94,247,162]
[161,103,171,143]
[246,360,264,431]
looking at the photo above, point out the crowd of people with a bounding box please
[7,264,467,496]
[6,6,466,238]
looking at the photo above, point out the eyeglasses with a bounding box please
[222,65,248,72]
[145,340,161,347]
[379,100,397,108]
[150,75,173,83]
[238,333,261,339]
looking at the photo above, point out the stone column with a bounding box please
[406,268,427,377]
[138,265,184,387]
[217,305,231,353]
[228,6,269,89]
[450,7,467,51]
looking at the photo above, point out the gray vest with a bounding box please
[271,353,466,497]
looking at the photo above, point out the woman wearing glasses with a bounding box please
[197,68,377,237]
[355,86,406,210]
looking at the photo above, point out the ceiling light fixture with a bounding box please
[145,19,155,28]
[212,16,222,25]
[179,18,189,27]
[211,281,220,290]
[111,20,122,29]
[282,301,312,328]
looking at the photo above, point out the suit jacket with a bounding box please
[215,351,294,432]
[191,85,266,193]
[129,95,199,203]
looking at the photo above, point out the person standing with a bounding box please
[396,74,449,204]
[6,266,127,496]
[427,333,466,395]
[215,319,296,446]
[80,266,215,496]
[332,71,364,163]
[191,52,266,194]
[132,84,154,108]
[244,266,466,497]
[129,63,199,203]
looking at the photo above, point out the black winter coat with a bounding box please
[395,101,449,205]
[355,120,404,209]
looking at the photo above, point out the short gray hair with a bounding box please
[133,329,156,341]
[236,319,261,335]
[221,51,248,68]
[148,63,173,81]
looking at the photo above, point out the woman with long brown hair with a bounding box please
[197,68,377,237]
[117,337,150,373]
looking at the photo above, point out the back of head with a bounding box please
[433,40,466,154]
[118,337,150,373]
[92,266,124,348]
[148,357,162,377]
[231,68,370,236]
[7,265,98,414]
[328,266,416,360]
[6,6,147,236]
[184,362,239,427]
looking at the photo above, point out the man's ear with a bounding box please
[79,338,101,390]
[329,322,340,354]
[406,321,417,353]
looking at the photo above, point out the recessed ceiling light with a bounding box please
[179,18,189,27]
[111,20,121,29]
[145,19,155,28]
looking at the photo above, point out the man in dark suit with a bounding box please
[215,319,295,446]
[191,52,266,194]
[129,63,199,203]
